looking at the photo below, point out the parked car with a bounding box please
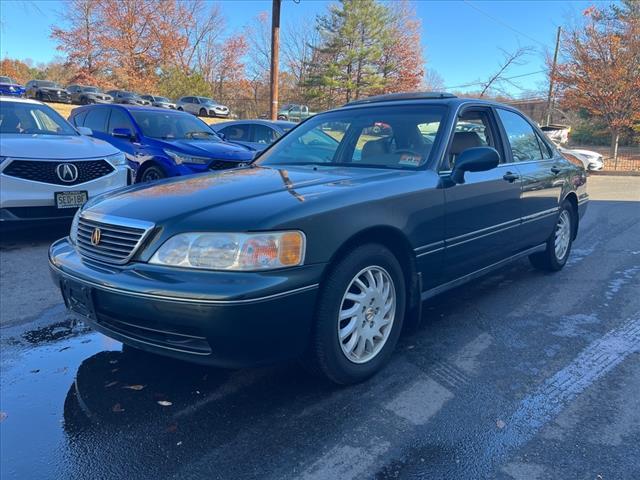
[50,92,588,384]
[0,76,25,97]
[212,119,295,152]
[106,90,151,106]
[0,97,129,223]
[25,80,71,103]
[68,104,255,183]
[277,103,315,122]
[557,145,604,171]
[140,95,176,109]
[176,96,229,117]
[67,85,113,105]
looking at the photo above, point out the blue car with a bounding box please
[0,76,26,97]
[68,104,255,182]
[212,119,296,152]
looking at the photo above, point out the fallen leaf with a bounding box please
[30,369,40,374]
[0,411,7,422]
[104,381,118,388]
[176,441,182,446]
[122,384,146,391]
[112,403,125,413]
[496,419,506,429]
[157,400,173,407]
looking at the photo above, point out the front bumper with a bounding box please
[49,238,323,367]
[0,166,129,222]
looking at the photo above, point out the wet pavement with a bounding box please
[1,176,639,479]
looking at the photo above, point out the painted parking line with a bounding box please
[472,315,640,477]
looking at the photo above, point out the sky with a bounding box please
[0,0,604,97]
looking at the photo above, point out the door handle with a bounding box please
[503,172,520,182]
[550,165,561,174]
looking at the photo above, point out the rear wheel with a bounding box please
[529,200,575,271]
[139,165,166,183]
[304,244,405,384]
[177,106,184,111]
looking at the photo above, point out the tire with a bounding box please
[199,108,207,117]
[139,165,166,183]
[529,199,575,272]
[304,244,406,384]
[177,107,184,111]
[36,91,43,101]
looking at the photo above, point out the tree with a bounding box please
[554,1,640,162]
[479,47,533,97]
[157,67,210,99]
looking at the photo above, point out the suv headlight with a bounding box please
[106,152,127,166]
[164,149,211,165]
[149,231,306,271]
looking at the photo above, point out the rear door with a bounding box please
[495,108,561,248]
[441,106,523,280]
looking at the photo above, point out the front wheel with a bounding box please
[199,108,207,117]
[139,165,166,183]
[304,244,406,384]
[529,200,575,271]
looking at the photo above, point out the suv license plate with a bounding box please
[55,191,88,209]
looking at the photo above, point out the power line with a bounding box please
[462,0,549,48]
[444,69,546,90]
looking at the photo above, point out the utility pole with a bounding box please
[269,0,281,120]
[545,26,561,126]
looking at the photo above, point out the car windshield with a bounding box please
[155,97,171,103]
[0,76,14,83]
[130,110,221,141]
[0,101,78,136]
[257,104,447,169]
[82,86,100,93]
[37,81,59,88]
[121,92,138,98]
[198,98,217,106]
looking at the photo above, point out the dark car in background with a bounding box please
[140,95,177,109]
[52,92,588,384]
[106,90,151,106]
[212,119,295,152]
[25,80,71,103]
[0,76,25,97]
[67,85,113,105]
[68,104,255,182]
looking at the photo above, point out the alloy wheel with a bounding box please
[337,265,396,364]
[554,210,571,260]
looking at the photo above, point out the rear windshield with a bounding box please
[0,76,14,83]
[0,101,77,136]
[257,105,447,170]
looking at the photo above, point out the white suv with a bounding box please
[176,96,230,118]
[0,98,130,223]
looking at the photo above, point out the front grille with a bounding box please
[76,215,152,265]
[3,159,114,186]
[209,160,240,170]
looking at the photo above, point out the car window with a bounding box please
[0,101,77,135]
[258,105,446,169]
[84,108,110,132]
[535,132,553,159]
[221,124,251,142]
[253,125,278,144]
[108,108,134,134]
[72,110,88,127]
[442,109,499,171]
[497,109,545,162]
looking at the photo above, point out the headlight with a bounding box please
[106,152,127,166]
[149,231,306,271]
[69,209,81,245]
[164,149,211,165]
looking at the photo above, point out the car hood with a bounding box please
[0,83,24,89]
[86,165,403,225]
[0,134,119,159]
[159,139,255,161]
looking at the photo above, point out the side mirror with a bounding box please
[451,146,500,184]
[217,132,226,141]
[76,126,93,136]
[112,127,134,140]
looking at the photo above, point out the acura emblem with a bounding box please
[56,163,79,183]
[91,228,101,246]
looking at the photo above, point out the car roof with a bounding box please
[0,96,43,105]
[213,119,296,130]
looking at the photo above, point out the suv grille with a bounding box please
[3,160,114,186]
[76,215,153,265]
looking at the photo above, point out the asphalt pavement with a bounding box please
[1,175,639,479]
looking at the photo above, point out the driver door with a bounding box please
[441,106,523,280]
